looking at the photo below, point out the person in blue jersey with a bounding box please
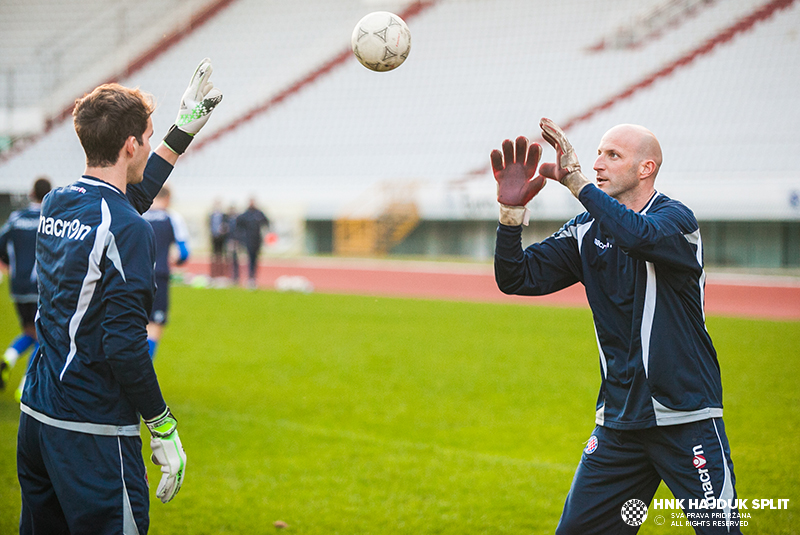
[143,186,190,359]
[17,59,221,535]
[492,119,741,534]
[0,176,51,400]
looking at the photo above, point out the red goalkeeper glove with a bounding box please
[491,136,547,225]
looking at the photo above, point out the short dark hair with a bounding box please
[73,83,155,168]
[32,176,51,202]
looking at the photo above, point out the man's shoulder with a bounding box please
[6,208,40,232]
[650,191,691,212]
[142,209,169,223]
[649,192,698,229]
[47,180,147,231]
[4,210,24,226]
[42,181,95,219]
[46,180,101,209]
[7,205,40,220]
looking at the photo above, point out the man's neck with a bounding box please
[618,186,656,212]
[84,165,128,194]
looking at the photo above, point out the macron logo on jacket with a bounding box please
[38,216,92,241]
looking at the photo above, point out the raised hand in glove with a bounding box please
[538,118,591,198]
[163,58,223,155]
[490,136,546,226]
[145,407,186,503]
[491,136,546,206]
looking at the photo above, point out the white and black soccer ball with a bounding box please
[351,11,411,72]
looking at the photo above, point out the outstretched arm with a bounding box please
[490,134,581,295]
[128,59,223,213]
[160,58,223,158]
[538,118,700,270]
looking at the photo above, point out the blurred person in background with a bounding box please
[208,198,229,283]
[143,186,190,359]
[226,204,242,284]
[492,119,741,534]
[235,197,270,289]
[0,176,51,401]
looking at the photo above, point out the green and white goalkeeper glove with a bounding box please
[163,58,223,155]
[146,407,186,503]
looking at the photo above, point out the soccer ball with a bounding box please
[351,11,411,72]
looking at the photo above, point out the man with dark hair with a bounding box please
[17,59,221,535]
[492,119,741,534]
[72,85,158,168]
[0,176,52,401]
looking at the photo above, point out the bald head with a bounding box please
[593,124,663,209]
[602,124,662,180]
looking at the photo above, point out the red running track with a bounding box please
[183,258,800,321]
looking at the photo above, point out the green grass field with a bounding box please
[0,280,798,534]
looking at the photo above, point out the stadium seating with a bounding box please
[0,0,219,132]
[1,0,798,259]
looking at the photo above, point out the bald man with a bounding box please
[492,119,741,534]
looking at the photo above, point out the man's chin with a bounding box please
[596,182,618,197]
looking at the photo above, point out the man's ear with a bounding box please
[124,136,138,158]
[639,159,656,180]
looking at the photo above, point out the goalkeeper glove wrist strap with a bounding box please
[561,170,592,199]
[499,204,529,227]
[163,125,194,155]
[145,407,178,438]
